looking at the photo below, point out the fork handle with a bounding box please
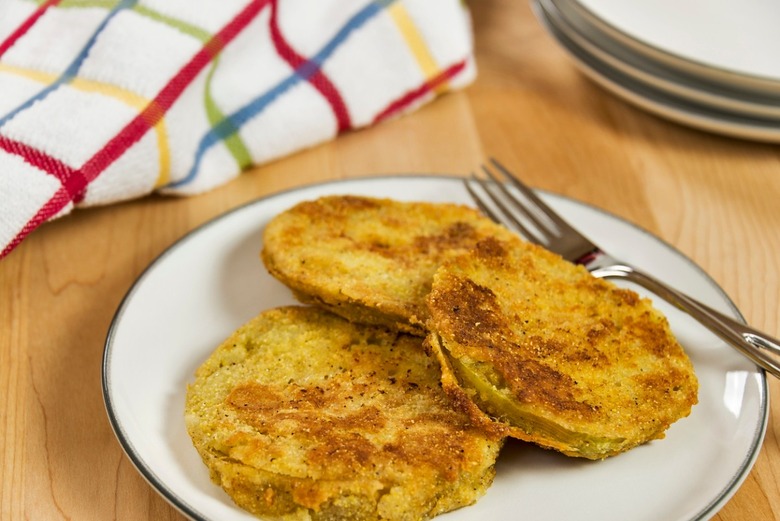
[593,264,780,379]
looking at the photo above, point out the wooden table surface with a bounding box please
[2,1,779,519]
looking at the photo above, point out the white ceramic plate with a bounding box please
[103,176,768,521]
[533,0,780,143]
[569,0,780,94]
[546,0,780,120]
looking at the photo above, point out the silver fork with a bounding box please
[465,158,780,379]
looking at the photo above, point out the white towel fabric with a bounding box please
[0,0,475,258]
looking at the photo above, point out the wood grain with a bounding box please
[1,0,778,519]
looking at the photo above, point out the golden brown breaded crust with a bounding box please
[425,236,698,460]
[261,196,515,336]
[185,306,503,521]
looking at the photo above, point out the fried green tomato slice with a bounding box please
[185,306,503,521]
[425,236,698,460]
[261,195,515,336]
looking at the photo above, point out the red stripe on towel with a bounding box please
[0,0,62,58]
[268,0,352,132]
[0,0,270,259]
[0,135,86,201]
[0,185,72,259]
[372,59,467,124]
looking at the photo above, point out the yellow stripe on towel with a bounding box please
[387,3,448,94]
[0,63,171,187]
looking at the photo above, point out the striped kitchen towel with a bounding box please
[0,0,476,259]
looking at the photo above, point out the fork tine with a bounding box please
[477,159,602,263]
[462,177,496,219]
[488,157,579,236]
[480,163,558,240]
[465,174,544,243]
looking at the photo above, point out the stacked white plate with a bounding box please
[532,0,780,142]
